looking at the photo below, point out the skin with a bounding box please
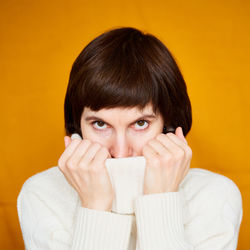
[58,103,192,211]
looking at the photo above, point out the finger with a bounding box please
[78,143,101,167]
[165,132,188,148]
[166,132,192,158]
[142,144,161,168]
[68,139,92,167]
[91,147,110,169]
[147,139,171,156]
[156,133,183,155]
[174,127,187,145]
[183,162,191,177]
[58,139,82,169]
[64,136,71,148]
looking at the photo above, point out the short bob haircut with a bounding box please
[64,27,192,137]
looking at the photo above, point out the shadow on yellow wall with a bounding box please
[1,0,249,249]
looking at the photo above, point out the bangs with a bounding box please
[73,31,171,116]
[78,63,160,114]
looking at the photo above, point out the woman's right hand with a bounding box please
[58,136,114,212]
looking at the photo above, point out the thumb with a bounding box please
[175,127,187,144]
[64,136,71,148]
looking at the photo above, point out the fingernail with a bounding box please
[71,133,82,140]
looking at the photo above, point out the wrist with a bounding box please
[81,201,112,212]
[144,184,179,194]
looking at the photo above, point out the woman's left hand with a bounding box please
[142,127,192,195]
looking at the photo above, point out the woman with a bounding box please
[17,27,243,250]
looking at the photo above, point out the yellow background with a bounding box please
[1,0,249,249]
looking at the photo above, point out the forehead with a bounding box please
[81,103,157,120]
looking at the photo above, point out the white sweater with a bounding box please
[17,157,243,250]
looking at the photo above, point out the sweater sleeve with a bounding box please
[134,178,243,250]
[134,192,193,250]
[17,185,133,250]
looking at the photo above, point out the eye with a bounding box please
[92,121,107,130]
[134,120,149,130]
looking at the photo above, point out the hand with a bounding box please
[58,136,114,211]
[142,127,192,194]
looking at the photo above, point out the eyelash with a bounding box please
[91,120,150,131]
[134,120,149,130]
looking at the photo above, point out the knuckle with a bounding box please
[166,132,174,137]
[151,157,161,167]
[58,157,63,168]
[162,154,171,163]
[71,137,81,142]
[90,165,102,174]
[95,142,101,148]
[58,155,67,170]
[147,140,153,146]
[82,139,91,146]
[78,161,87,169]
[66,159,76,170]
[175,149,185,158]
[156,133,165,141]
[100,146,109,155]
[71,138,82,146]
[186,146,192,157]
[92,142,101,149]
[148,138,156,145]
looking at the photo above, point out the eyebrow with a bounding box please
[85,114,157,126]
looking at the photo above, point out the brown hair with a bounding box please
[64,27,192,137]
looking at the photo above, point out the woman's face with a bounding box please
[80,103,164,158]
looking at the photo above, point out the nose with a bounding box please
[109,133,131,158]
